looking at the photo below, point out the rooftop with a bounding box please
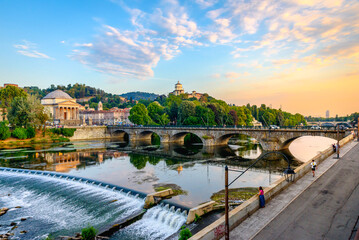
[43,90,73,99]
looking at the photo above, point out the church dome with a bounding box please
[43,90,73,99]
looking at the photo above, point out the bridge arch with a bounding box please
[171,132,203,145]
[112,129,129,139]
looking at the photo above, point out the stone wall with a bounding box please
[70,126,111,140]
[189,134,354,240]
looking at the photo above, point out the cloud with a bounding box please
[14,40,53,59]
[195,0,218,8]
[224,72,250,82]
[74,43,93,47]
[72,0,205,80]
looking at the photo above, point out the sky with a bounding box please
[0,0,358,117]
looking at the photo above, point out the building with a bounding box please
[189,91,203,100]
[79,107,131,126]
[171,82,204,99]
[172,81,185,96]
[41,90,83,126]
[326,110,330,118]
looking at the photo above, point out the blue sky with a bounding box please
[1,0,358,116]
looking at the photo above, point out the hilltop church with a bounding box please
[171,81,203,100]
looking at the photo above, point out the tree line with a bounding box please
[128,93,307,127]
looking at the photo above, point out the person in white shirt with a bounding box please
[310,160,317,177]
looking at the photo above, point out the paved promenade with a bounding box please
[226,139,359,240]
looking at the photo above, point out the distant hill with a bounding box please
[120,91,159,101]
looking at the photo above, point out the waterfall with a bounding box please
[0,171,144,240]
[112,203,188,240]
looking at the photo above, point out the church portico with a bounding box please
[41,90,83,126]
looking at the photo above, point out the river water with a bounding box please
[0,135,336,239]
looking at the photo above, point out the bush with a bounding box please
[50,128,76,137]
[61,128,76,137]
[26,127,36,138]
[12,128,28,139]
[81,224,98,240]
[179,226,192,240]
[0,121,11,140]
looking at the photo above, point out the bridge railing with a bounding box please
[107,125,344,132]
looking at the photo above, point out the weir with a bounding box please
[0,167,190,239]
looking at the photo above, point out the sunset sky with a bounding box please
[0,0,358,117]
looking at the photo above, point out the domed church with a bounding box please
[41,90,83,126]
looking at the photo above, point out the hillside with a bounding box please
[120,91,159,101]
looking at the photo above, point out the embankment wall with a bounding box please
[70,126,111,140]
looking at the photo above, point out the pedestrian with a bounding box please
[259,186,265,208]
[332,143,336,152]
[310,160,317,177]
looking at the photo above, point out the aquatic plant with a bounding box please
[179,226,192,240]
[81,224,98,240]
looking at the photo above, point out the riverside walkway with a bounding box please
[226,139,359,240]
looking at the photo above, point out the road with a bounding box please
[253,143,359,240]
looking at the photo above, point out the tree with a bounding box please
[0,85,27,121]
[7,96,32,128]
[7,95,47,128]
[0,121,11,140]
[129,103,151,125]
[228,109,238,125]
[179,101,196,124]
[195,105,215,126]
[147,102,165,124]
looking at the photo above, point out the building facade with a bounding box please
[172,81,185,95]
[79,107,131,126]
[41,90,83,126]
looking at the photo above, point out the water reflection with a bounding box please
[0,136,296,207]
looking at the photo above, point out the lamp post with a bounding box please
[224,151,295,239]
[336,125,340,159]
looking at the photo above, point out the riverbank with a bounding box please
[0,129,72,149]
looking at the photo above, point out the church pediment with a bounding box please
[56,100,83,107]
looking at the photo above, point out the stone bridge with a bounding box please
[107,126,346,151]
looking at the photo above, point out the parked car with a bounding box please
[269,125,280,129]
[336,122,352,130]
[320,122,335,129]
[310,125,321,130]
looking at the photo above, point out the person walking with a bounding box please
[310,160,317,177]
[259,186,265,208]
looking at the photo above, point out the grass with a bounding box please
[210,187,258,204]
[154,184,188,196]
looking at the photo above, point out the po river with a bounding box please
[0,135,336,239]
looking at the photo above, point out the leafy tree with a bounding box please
[183,116,199,125]
[7,97,32,128]
[129,103,152,125]
[195,105,215,126]
[179,101,196,124]
[0,85,27,121]
[0,121,11,140]
[228,109,239,125]
[148,102,164,124]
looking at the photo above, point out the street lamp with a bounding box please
[224,151,294,239]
